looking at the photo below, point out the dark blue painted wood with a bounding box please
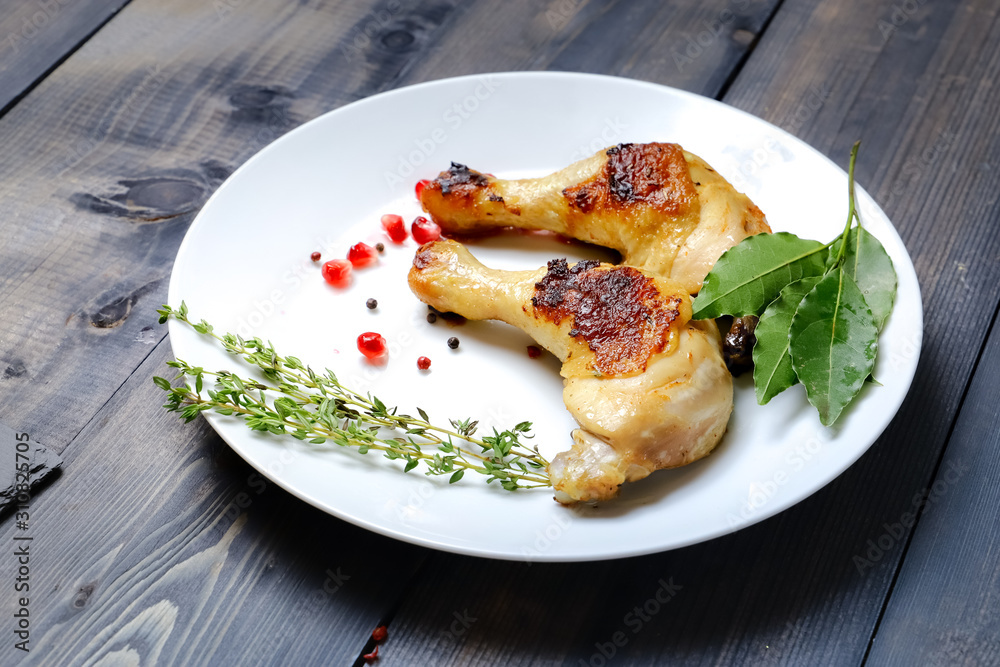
[1,0,999,665]
[865,307,1000,666]
[0,0,132,115]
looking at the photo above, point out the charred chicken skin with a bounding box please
[418,142,771,294]
[408,240,733,503]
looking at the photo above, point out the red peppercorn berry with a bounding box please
[416,356,431,370]
[411,216,441,244]
[357,332,387,361]
[348,242,378,268]
[310,251,321,262]
[372,625,388,642]
[415,179,431,200]
[381,214,408,243]
[527,345,541,358]
[321,259,352,287]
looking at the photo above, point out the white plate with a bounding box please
[168,72,922,561]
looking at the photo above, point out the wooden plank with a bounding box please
[1,0,996,665]
[394,0,782,97]
[0,0,784,454]
[0,339,427,664]
[377,0,1000,664]
[0,0,782,664]
[714,0,1000,659]
[0,0,479,662]
[864,309,1000,666]
[0,0,131,114]
[0,0,469,453]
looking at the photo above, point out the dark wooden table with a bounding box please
[2,0,999,664]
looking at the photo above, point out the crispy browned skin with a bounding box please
[433,163,493,202]
[410,242,689,380]
[532,258,684,377]
[419,143,770,294]
[562,143,697,216]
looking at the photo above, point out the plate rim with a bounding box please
[167,71,923,561]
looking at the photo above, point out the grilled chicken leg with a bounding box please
[408,239,733,503]
[418,142,770,294]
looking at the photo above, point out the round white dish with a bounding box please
[167,72,922,561]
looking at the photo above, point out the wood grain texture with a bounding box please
[865,309,1000,666]
[379,0,1000,665]
[0,0,469,453]
[1,0,999,665]
[391,0,782,97]
[0,0,782,454]
[0,0,131,114]
[0,0,793,663]
[0,340,427,665]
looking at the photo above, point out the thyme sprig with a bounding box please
[154,303,550,490]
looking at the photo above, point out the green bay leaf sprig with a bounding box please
[692,142,897,425]
[154,303,550,490]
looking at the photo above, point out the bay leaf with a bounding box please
[830,225,897,330]
[789,267,878,426]
[752,276,822,405]
[693,232,827,319]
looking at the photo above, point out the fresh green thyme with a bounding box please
[154,304,550,490]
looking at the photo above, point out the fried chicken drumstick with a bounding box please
[418,142,770,294]
[408,240,733,503]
